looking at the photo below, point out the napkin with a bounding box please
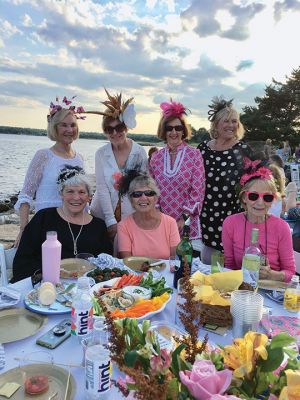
[0,286,21,309]
[89,253,128,270]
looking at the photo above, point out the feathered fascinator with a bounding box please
[115,166,148,198]
[160,99,190,118]
[57,165,85,185]
[83,88,136,129]
[240,157,273,187]
[48,96,86,122]
[207,96,233,122]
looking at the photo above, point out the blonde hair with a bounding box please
[268,164,285,197]
[47,109,79,141]
[209,107,244,140]
[239,177,277,209]
[157,115,191,142]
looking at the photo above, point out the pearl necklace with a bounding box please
[62,207,84,256]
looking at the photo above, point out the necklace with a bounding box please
[62,207,84,256]
[243,213,268,266]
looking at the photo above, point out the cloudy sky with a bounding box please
[1,0,300,134]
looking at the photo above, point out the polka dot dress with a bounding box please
[198,141,252,251]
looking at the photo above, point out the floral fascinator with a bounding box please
[57,165,85,185]
[48,96,86,122]
[160,99,190,118]
[240,157,273,187]
[84,88,136,129]
[208,96,233,122]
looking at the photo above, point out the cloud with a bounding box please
[236,59,254,71]
[274,0,300,22]
[22,14,32,27]
[0,19,21,38]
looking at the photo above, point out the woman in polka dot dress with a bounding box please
[198,97,253,263]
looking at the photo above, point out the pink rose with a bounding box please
[179,360,232,400]
[211,395,241,400]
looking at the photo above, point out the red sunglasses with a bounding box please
[245,192,275,203]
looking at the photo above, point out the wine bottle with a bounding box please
[173,225,193,289]
[242,228,261,288]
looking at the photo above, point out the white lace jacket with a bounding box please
[15,148,84,212]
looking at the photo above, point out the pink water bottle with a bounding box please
[42,231,62,284]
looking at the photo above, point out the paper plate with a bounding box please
[0,363,75,399]
[60,258,95,279]
[258,280,289,290]
[0,307,47,343]
[123,256,166,272]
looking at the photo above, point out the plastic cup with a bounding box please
[211,251,224,274]
[75,253,94,261]
[230,290,264,338]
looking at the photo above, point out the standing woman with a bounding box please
[149,100,205,240]
[14,96,85,246]
[198,97,252,263]
[86,90,148,241]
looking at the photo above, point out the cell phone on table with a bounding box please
[36,319,72,349]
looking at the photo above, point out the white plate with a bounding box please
[91,278,172,321]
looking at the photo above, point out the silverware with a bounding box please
[48,392,58,400]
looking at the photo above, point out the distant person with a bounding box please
[295,144,300,161]
[277,142,285,160]
[85,89,148,241]
[263,138,276,158]
[197,97,253,263]
[270,154,286,184]
[149,99,205,240]
[14,96,85,247]
[282,140,291,162]
[12,166,112,282]
[268,163,286,217]
[148,146,158,163]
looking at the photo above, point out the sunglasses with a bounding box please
[245,192,275,203]
[130,190,157,198]
[165,125,184,132]
[31,269,42,288]
[104,123,126,135]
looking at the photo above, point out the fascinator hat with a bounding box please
[207,96,233,122]
[157,99,192,141]
[57,165,92,196]
[83,88,137,129]
[47,96,86,122]
[240,157,273,187]
[160,99,190,119]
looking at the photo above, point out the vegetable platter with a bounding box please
[91,272,173,320]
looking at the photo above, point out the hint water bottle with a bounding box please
[0,343,5,370]
[42,231,61,284]
[85,319,112,399]
[173,225,193,289]
[71,277,93,342]
[242,228,261,288]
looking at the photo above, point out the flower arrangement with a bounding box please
[101,263,300,399]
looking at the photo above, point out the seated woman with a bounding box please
[117,173,180,259]
[222,159,295,282]
[12,166,112,282]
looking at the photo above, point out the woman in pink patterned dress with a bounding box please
[149,100,205,240]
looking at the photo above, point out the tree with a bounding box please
[241,66,300,147]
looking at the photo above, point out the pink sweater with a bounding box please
[222,213,295,282]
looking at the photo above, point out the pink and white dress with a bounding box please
[149,142,205,240]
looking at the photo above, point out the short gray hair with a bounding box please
[128,174,160,197]
[58,174,93,196]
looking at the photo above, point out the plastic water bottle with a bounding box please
[0,343,5,370]
[42,231,61,284]
[85,319,112,399]
[71,277,93,342]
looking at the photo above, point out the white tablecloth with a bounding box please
[2,266,298,399]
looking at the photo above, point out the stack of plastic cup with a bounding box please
[230,290,264,338]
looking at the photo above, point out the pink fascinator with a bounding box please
[240,157,273,186]
[48,95,86,121]
[160,99,190,118]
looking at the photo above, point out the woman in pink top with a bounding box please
[222,159,295,282]
[118,174,180,259]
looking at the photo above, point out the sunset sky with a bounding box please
[1,0,300,134]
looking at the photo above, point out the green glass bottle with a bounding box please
[173,225,193,289]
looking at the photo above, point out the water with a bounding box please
[0,133,153,201]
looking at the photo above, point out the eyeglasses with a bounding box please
[104,123,126,135]
[31,269,42,288]
[165,125,184,132]
[130,190,157,198]
[245,192,275,203]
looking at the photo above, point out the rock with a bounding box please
[0,202,10,213]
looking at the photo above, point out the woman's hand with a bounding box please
[176,216,185,234]
[107,224,117,241]
[259,265,285,281]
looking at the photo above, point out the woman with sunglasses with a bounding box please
[117,173,180,259]
[198,97,253,264]
[12,166,112,282]
[222,160,295,282]
[86,90,147,241]
[149,100,205,240]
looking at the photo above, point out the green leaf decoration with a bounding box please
[260,347,284,372]
[270,333,295,349]
[124,350,139,368]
